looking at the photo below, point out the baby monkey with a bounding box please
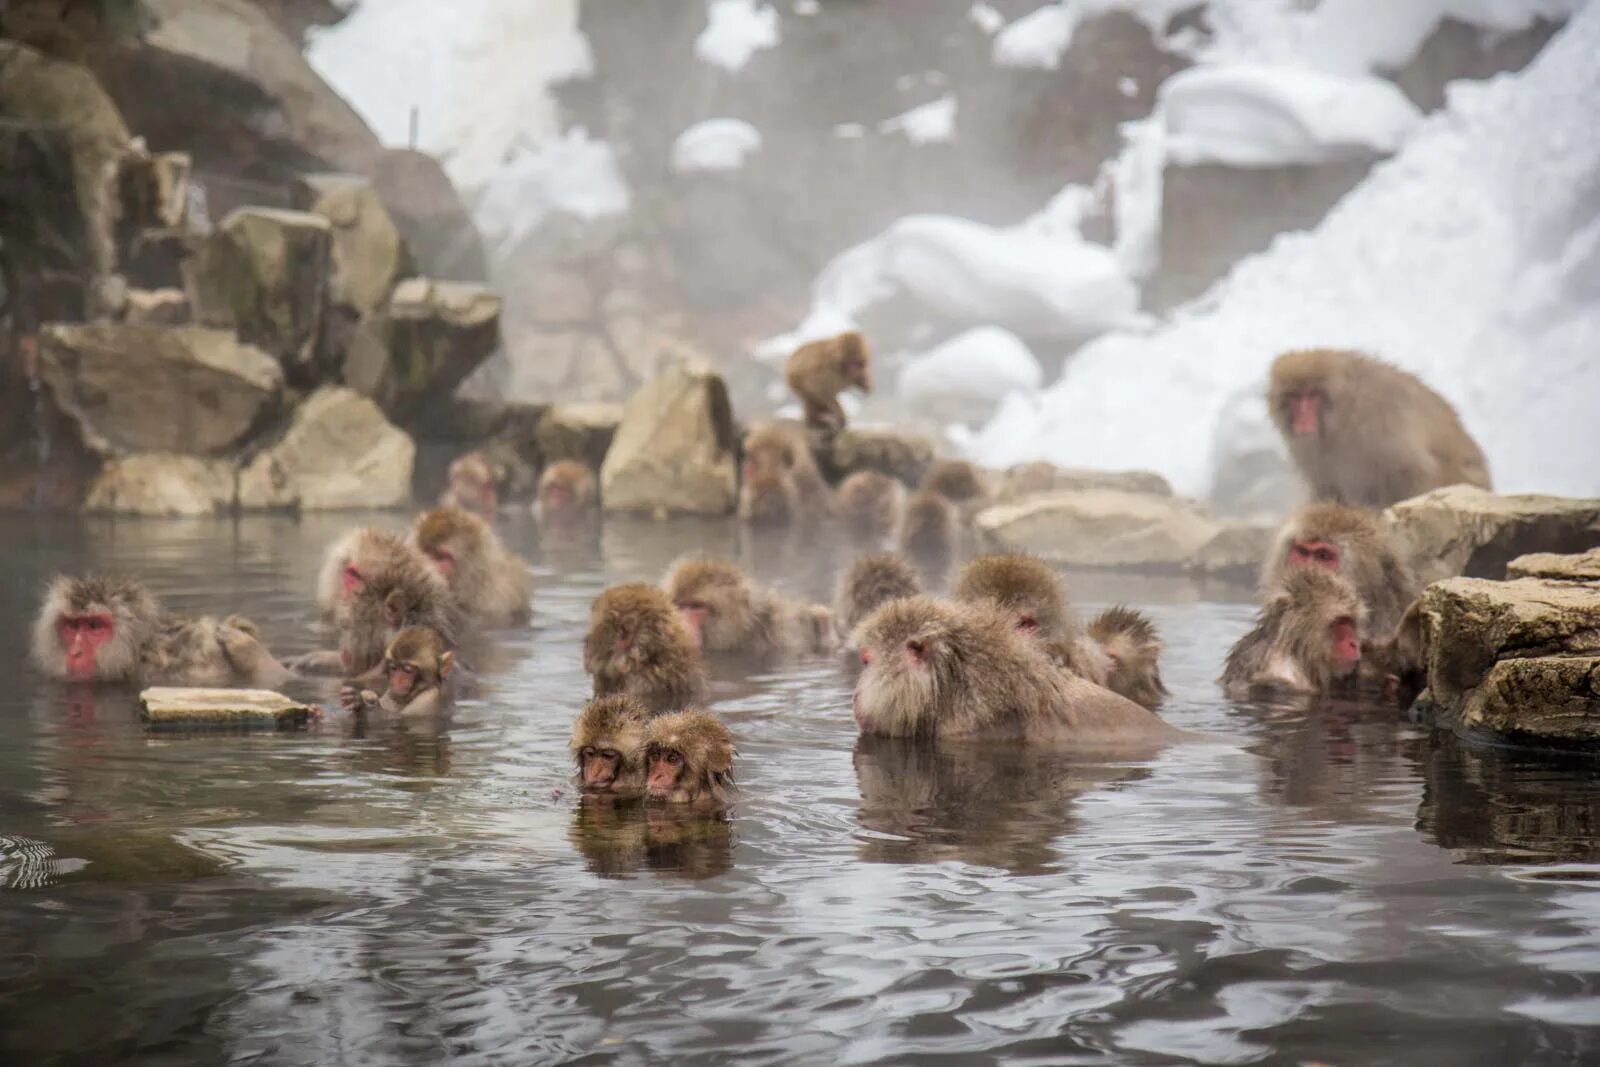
[570,694,650,798]
[643,709,736,808]
[340,626,456,716]
[785,330,871,432]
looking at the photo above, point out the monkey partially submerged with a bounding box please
[410,506,533,628]
[1221,568,1367,699]
[438,450,501,518]
[834,470,905,545]
[537,460,599,524]
[738,421,831,527]
[785,330,872,432]
[340,626,457,717]
[1261,501,1418,638]
[1268,348,1491,508]
[643,709,736,808]
[664,558,835,661]
[835,552,921,637]
[297,539,464,678]
[314,527,417,624]
[569,694,651,798]
[851,597,1182,745]
[31,575,292,688]
[583,583,707,713]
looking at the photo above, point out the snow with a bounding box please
[1159,65,1422,167]
[968,4,1004,35]
[878,95,957,145]
[473,129,629,252]
[695,0,780,72]
[671,119,763,173]
[992,4,1076,69]
[898,327,1043,420]
[968,6,1600,499]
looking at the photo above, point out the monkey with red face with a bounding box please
[570,694,650,798]
[1221,568,1366,698]
[643,710,736,809]
[340,627,457,717]
[1260,502,1417,638]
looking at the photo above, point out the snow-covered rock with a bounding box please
[695,0,779,72]
[671,119,762,173]
[897,326,1041,424]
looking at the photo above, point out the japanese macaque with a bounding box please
[568,694,649,797]
[340,627,456,717]
[739,421,830,527]
[537,459,598,522]
[583,583,707,713]
[835,553,921,636]
[1086,606,1169,710]
[1220,568,1366,698]
[643,709,736,808]
[410,506,533,628]
[438,450,500,518]
[785,330,871,432]
[919,459,988,504]
[314,527,416,623]
[834,470,905,544]
[1261,501,1418,638]
[1363,598,1428,705]
[1268,348,1492,508]
[30,575,291,687]
[851,597,1183,744]
[737,468,798,527]
[307,545,461,678]
[663,558,836,660]
[896,490,960,579]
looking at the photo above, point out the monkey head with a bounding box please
[383,626,454,704]
[570,694,649,796]
[444,451,500,516]
[919,460,986,503]
[836,331,872,393]
[318,528,412,619]
[1273,502,1381,578]
[738,469,796,526]
[584,583,696,678]
[643,710,736,806]
[538,460,597,515]
[663,559,755,652]
[951,554,1070,642]
[31,575,158,683]
[1280,568,1366,682]
[411,506,491,582]
[1269,349,1353,440]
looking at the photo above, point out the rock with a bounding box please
[823,429,934,487]
[976,489,1223,571]
[1188,520,1277,583]
[371,279,503,426]
[410,399,549,504]
[0,119,93,323]
[141,685,314,729]
[369,147,488,283]
[195,207,332,382]
[601,361,737,516]
[238,387,414,510]
[83,453,236,516]
[998,460,1172,501]
[292,172,410,316]
[1507,549,1600,583]
[114,147,190,260]
[538,403,624,471]
[121,288,190,325]
[1410,577,1600,745]
[38,324,283,455]
[1385,486,1600,586]
[123,225,201,291]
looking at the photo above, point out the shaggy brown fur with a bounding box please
[1221,568,1366,698]
[835,553,921,635]
[1268,348,1491,508]
[950,554,1106,683]
[643,709,736,807]
[919,459,988,503]
[411,506,533,628]
[897,490,960,579]
[1261,501,1417,638]
[537,460,598,521]
[314,527,417,623]
[439,451,500,518]
[570,694,651,797]
[1086,606,1168,709]
[583,584,706,713]
[834,470,905,544]
[663,558,836,659]
[341,626,456,716]
[332,545,462,678]
[785,330,871,431]
[740,421,830,524]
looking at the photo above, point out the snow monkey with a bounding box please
[1086,605,1169,711]
[663,558,835,660]
[785,330,871,432]
[643,709,736,808]
[738,420,830,527]
[569,694,650,798]
[1268,348,1491,508]
[340,626,456,717]
[31,575,291,687]
[896,490,960,580]
[537,459,598,523]
[834,470,905,545]
[850,597,1183,744]
[1261,501,1418,637]
[1220,567,1366,699]
[298,538,462,678]
[583,583,706,713]
[918,459,988,505]
[410,506,533,628]
[835,552,922,637]
[315,526,417,623]
[438,450,500,518]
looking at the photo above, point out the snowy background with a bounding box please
[308,0,1599,508]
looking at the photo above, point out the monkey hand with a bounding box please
[339,685,377,711]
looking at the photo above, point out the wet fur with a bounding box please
[664,558,836,659]
[1221,568,1366,697]
[1086,606,1168,709]
[1260,501,1418,638]
[583,584,706,713]
[411,506,533,628]
[570,694,651,797]
[835,553,922,634]
[835,470,905,544]
[644,709,736,807]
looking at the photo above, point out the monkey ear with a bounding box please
[439,650,455,678]
[383,589,405,626]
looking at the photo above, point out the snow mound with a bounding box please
[898,326,1043,419]
[695,0,780,72]
[992,4,1075,69]
[1160,64,1422,166]
[671,119,763,173]
[968,7,1600,500]
[473,129,629,252]
[879,95,957,145]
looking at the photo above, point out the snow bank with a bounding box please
[671,119,763,173]
[898,327,1043,418]
[473,129,629,252]
[878,95,957,145]
[992,4,1076,69]
[969,7,1600,499]
[695,0,780,71]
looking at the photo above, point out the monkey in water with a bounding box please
[785,330,871,432]
[583,583,707,713]
[919,459,988,505]
[438,450,500,518]
[30,575,291,687]
[569,694,650,798]
[663,558,835,660]
[738,421,830,527]
[643,709,736,808]
[1268,348,1491,509]
[1261,501,1418,637]
[834,470,905,545]
[314,526,416,623]
[1220,567,1366,698]
[410,506,533,628]
[851,597,1183,745]
[340,626,456,717]
[896,490,961,581]
[835,552,921,637]
[537,459,599,524]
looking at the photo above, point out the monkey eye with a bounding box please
[600,749,618,761]
[344,565,362,583]
[665,752,682,765]
[1314,547,1338,564]
[579,746,595,759]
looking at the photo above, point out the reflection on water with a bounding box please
[0,513,1597,1065]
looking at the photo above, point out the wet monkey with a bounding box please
[739,421,830,525]
[643,709,737,808]
[785,330,871,432]
[438,450,501,518]
[569,694,650,798]
[663,558,835,660]
[537,459,599,522]
[410,506,533,628]
[583,583,707,713]
[1086,605,1169,710]
[1221,567,1366,698]
[834,470,905,544]
[1261,501,1418,637]
[315,527,416,623]
[835,552,921,636]
[896,490,961,580]
[340,626,457,716]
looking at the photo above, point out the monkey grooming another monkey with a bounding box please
[664,558,836,660]
[410,506,533,628]
[537,460,599,523]
[1268,348,1491,508]
[851,597,1182,744]
[298,543,463,678]
[643,709,736,808]
[835,470,905,545]
[1221,568,1366,698]
[31,576,291,687]
[584,584,707,713]
[785,330,872,432]
[1261,501,1418,638]
[315,527,416,623]
[835,553,921,636]
[340,626,457,717]
[439,451,501,518]
[569,694,651,798]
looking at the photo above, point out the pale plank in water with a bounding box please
[139,687,314,729]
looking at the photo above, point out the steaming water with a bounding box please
[1,514,1597,1065]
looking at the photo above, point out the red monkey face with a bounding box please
[646,748,684,797]
[1329,617,1360,675]
[675,601,710,647]
[386,658,419,698]
[424,548,456,579]
[58,613,114,680]
[1288,390,1323,437]
[342,564,364,597]
[1289,539,1341,572]
[578,746,623,790]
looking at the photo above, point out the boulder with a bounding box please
[83,453,236,516]
[195,207,332,382]
[1385,486,1600,586]
[121,288,190,325]
[601,361,737,516]
[537,403,624,471]
[1409,577,1600,745]
[238,387,414,510]
[114,148,190,257]
[823,429,934,487]
[998,460,1172,501]
[1188,520,1277,583]
[369,147,488,283]
[372,278,503,425]
[0,119,93,324]
[976,489,1223,571]
[38,324,283,455]
[291,172,409,315]
[1507,549,1600,583]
